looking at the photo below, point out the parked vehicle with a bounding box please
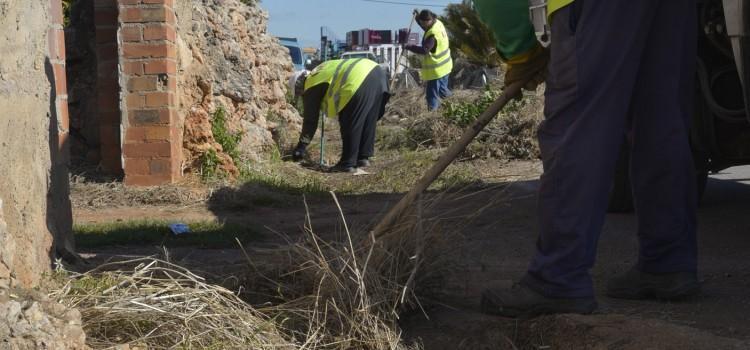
[608,0,750,211]
[278,37,305,73]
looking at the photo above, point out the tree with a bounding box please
[440,0,501,67]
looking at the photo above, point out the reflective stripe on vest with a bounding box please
[420,19,453,81]
[304,58,378,117]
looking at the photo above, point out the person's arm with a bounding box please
[404,36,436,55]
[298,84,327,145]
[472,0,538,62]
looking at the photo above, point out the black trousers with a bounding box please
[337,67,389,167]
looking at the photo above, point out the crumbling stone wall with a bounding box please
[0,0,73,287]
[175,0,301,174]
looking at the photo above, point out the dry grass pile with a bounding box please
[54,190,463,349]
[51,258,294,349]
[70,175,211,209]
[239,192,461,349]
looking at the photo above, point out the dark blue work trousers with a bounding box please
[426,74,452,110]
[521,0,699,298]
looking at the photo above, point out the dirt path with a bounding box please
[72,161,750,348]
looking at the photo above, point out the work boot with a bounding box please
[329,163,356,173]
[480,283,597,318]
[357,158,371,168]
[605,268,700,300]
[291,143,307,161]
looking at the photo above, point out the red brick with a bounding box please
[94,8,118,26]
[123,142,171,157]
[145,92,173,107]
[125,127,146,143]
[127,76,158,92]
[166,10,176,25]
[128,109,173,125]
[50,0,64,25]
[48,28,66,61]
[149,158,172,175]
[122,43,174,58]
[124,174,173,186]
[143,59,176,74]
[121,26,142,42]
[143,0,174,6]
[56,132,69,153]
[127,93,145,108]
[144,24,175,42]
[58,132,71,165]
[123,61,144,75]
[120,7,167,23]
[124,158,150,175]
[51,63,67,96]
[166,75,177,91]
[56,98,69,132]
[146,126,171,140]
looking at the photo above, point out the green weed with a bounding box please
[74,219,260,248]
[212,106,243,163]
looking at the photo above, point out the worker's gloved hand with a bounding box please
[504,44,550,92]
[292,142,307,161]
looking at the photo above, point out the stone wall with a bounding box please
[0,0,73,287]
[175,0,301,174]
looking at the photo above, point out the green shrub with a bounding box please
[212,106,243,163]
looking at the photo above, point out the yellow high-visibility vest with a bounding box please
[548,0,574,17]
[304,58,378,117]
[420,19,453,81]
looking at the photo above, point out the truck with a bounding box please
[608,0,750,211]
[278,37,305,73]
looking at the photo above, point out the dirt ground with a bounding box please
[72,160,750,349]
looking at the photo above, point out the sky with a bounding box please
[262,0,457,48]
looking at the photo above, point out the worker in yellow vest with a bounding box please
[289,58,391,172]
[474,0,699,317]
[404,9,453,110]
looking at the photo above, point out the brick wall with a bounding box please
[118,0,181,186]
[94,0,123,174]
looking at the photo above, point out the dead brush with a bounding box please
[241,191,465,350]
[53,189,469,349]
[50,258,295,350]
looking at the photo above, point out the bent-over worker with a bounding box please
[290,58,391,172]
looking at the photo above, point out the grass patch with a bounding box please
[239,163,330,195]
[74,219,261,248]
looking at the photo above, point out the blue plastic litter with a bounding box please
[169,223,191,236]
